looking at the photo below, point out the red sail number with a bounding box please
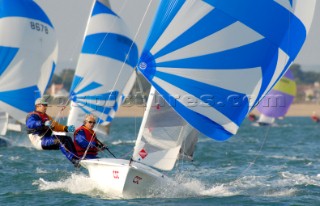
[113,170,119,179]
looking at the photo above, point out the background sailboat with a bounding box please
[80,0,316,197]
[0,0,58,136]
[256,69,297,126]
[67,1,138,135]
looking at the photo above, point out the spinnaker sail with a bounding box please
[257,69,296,122]
[137,0,316,141]
[0,0,58,124]
[68,1,138,131]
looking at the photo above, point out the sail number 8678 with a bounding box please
[30,21,49,34]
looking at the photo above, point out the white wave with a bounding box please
[262,188,297,197]
[111,139,135,145]
[267,155,306,161]
[33,173,119,199]
[280,171,320,187]
[36,168,48,174]
[9,156,20,160]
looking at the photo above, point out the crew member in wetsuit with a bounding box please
[74,114,107,159]
[26,97,79,167]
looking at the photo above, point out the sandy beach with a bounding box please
[47,103,320,118]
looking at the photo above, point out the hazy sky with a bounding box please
[36,0,320,73]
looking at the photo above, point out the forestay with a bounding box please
[0,0,58,124]
[133,87,198,171]
[68,1,138,129]
[137,0,316,141]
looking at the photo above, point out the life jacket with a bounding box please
[26,111,52,136]
[74,125,98,156]
[311,115,320,123]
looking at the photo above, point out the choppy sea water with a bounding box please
[1,117,320,205]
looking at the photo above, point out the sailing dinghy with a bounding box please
[79,0,316,197]
[256,69,297,126]
[0,0,58,135]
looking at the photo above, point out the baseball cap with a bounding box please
[35,97,48,105]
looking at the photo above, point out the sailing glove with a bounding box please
[66,125,75,132]
[97,143,107,150]
[44,120,52,127]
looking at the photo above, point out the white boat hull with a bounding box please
[80,158,169,198]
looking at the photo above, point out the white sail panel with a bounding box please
[293,1,316,33]
[86,14,131,37]
[0,0,58,124]
[157,21,264,63]
[157,67,262,95]
[150,0,213,55]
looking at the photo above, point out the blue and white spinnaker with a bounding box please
[67,1,138,131]
[0,0,58,124]
[137,0,316,141]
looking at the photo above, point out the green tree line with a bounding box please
[290,64,320,84]
[49,64,320,95]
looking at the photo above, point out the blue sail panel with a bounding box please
[82,33,138,68]
[44,62,56,92]
[75,100,112,116]
[142,0,185,53]
[153,9,236,60]
[70,75,83,95]
[205,0,306,59]
[92,1,117,17]
[0,86,40,113]
[75,81,102,95]
[0,46,18,76]
[0,0,53,27]
[155,71,249,125]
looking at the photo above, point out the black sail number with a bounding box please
[30,21,49,34]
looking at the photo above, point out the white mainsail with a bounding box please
[132,87,198,170]
[0,112,9,136]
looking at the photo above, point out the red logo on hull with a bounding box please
[139,149,148,159]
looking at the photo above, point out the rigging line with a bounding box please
[52,1,96,122]
[235,125,270,182]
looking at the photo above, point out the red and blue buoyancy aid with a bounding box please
[26,111,51,136]
[74,125,98,156]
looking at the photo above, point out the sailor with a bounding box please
[248,113,257,122]
[26,97,80,167]
[311,111,320,123]
[74,114,107,159]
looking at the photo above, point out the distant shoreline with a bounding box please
[47,103,320,118]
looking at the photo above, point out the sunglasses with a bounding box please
[87,121,96,124]
[41,104,48,107]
